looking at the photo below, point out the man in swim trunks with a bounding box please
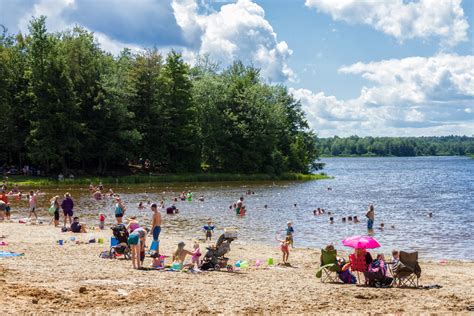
[151,203,162,254]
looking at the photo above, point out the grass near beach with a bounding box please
[4,172,330,187]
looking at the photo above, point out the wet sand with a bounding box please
[0,222,472,314]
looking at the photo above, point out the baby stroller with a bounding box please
[109,224,131,259]
[200,233,236,271]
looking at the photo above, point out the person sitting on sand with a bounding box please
[172,241,194,269]
[71,217,87,233]
[276,235,291,264]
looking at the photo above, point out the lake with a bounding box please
[9,156,474,260]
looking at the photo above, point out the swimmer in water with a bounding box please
[329,217,334,224]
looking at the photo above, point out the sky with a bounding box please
[0,0,473,137]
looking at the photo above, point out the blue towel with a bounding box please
[0,251,24,257]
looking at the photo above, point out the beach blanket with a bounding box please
[0,251,24,257]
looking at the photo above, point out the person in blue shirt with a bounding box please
[286,221,295,248]
[203,220,215,241]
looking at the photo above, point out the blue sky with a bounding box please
[0,0,473,137]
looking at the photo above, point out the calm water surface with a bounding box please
[11,156,474,260]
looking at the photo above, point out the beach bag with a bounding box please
[48,205,56,215]
[338,269,356,284]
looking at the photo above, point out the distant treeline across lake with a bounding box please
[318,136,474,157]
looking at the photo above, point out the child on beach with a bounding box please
[286,221,294,248]
[191,241,201,269]
[28,190,38,220]
[99,213,106,229]
[203,220,215,241]
[276,235,291,264]
[172,241,194,270]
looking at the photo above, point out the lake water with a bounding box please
[9,156,474,260]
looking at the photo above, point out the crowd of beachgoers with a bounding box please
[0,179,431,288]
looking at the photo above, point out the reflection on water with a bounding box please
[8,156,474,260]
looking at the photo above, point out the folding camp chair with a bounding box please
[316,248,340,283]
[349,252,371,284]
[390,251,421,287]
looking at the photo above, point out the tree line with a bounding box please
[318,136,474,157]
[0,17,319,175]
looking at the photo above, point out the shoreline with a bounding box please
[3,173,331,188]
[0,222,473,313]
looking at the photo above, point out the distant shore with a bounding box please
[4,172,331,188]
[320,154,473,158]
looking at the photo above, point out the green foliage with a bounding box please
[318,136,474,157]
[6,172,330,187]
[0,17,320,176]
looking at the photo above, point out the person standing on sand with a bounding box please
[114,196,126,224]
[50,195,60,227]
[28,190,38,220]
[366,204,375,230]
[0,190,10,221]
[61,193,74,227]
[151,203,162,254]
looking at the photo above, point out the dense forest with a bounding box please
[0,17,320,175]
[318,136,474,157]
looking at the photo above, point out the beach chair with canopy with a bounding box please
[390,251,421,287]
[315,248,340,283]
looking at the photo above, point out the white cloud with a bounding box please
[173,0,295,82]
[7,0,295,82]
[305,0,469,48]
[292,54,474,136]
[13,0,145,55]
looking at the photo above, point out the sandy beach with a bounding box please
[0,222,472,314]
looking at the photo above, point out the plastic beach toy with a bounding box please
[255,259,262,267]
[267,258,274,265]
[58,240,64,245]
[98,238,104,244]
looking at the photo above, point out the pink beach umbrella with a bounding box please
[342,235,381,249]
